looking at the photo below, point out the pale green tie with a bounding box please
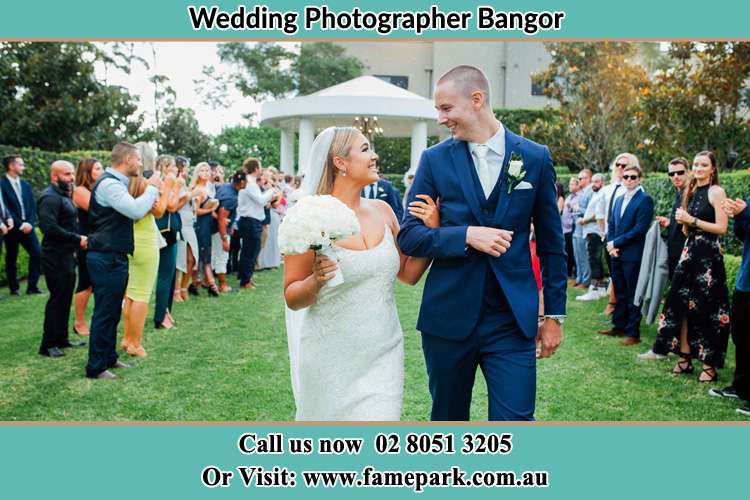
[472,144,491,197]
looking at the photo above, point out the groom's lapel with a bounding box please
[492,128,522,225]
[450,139,486,225]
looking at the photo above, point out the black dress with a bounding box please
[654,185,731,367]
[194,195,214,267]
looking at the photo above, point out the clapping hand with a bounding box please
[148,171,163,189]
[408,194,440,229]
[722,198,747,218]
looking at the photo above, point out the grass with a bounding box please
[0,268,744,421]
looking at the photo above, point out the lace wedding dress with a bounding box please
[292,227,404,421]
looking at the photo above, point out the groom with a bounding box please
[398,65,567,421]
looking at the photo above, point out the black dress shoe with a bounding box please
[10,290,20,296]
[62,340,86,348]
[112,360,132,369]
[41,347,65,357]
[26,288,43,295]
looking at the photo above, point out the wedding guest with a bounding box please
[362,175,404,222]
[191,162,220,297]
[153,155,189,329]
[175,156,200,300]
[712,195,750,416]
[402,172,415,208]
[71,158,103,336]
[122,147,172,357]
[576,173,607,301]
[599,164,654,346]
[238,158,277,289]
[650,151,729,382]
[257,181,283,270]
[655,157,689,278]
[0,173,13,302]
[212,170,246,292]
[562,178,581,280]
[256,168,274,270]
[600,154,629,315]
[1,154,42,295]
[85,143,161,380]
[555,181,565,214]
[37,161,87,357]
[572,168,592,289]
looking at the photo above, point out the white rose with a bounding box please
[508,160,524,177]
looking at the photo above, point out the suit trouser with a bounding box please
[585,233,604,281]
[421,308,536,421]
[228,229,241,274]
[611,259,642,338]
[39,250,76,353]
[732,290,750,401]
[237,217,262,285]
[154,241,177,324]
[85,251,128,378]
[572,234,590,285]
[4,228,41,292]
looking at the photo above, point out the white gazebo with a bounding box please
[259,75,442,176]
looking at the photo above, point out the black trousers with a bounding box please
[564,232,575,278]
[85,251,128,378]
[228,229,241,274]
[39,250,76,353]
[732,290,750,401]
[237,217,262,286]
[585,233,604,281]
[4,228,41,292]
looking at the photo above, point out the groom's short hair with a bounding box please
[437,65,491,108]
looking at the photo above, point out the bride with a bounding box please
[284,126,438,421]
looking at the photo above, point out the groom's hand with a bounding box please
[537,319,562,359]
[466,226,513,257]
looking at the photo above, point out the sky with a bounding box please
[93,42,292,136]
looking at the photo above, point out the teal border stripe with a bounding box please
[1,1,749,39]
[1,425,747,498]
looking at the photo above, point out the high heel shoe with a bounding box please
[699,367,718,383]
[672,352,694,375]
[188,283,200,296]
[208,284,220,297]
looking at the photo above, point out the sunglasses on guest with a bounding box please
[622,174,640,180]
[667,170,686,177]
[615,162,628,168]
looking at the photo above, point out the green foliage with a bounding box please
[0,42,145,151]
[0,144,111,195]
[212,126,285,171]
[156,107,215,163]
[725,254,741,294]
[295,43,365,96]
[382,173,406,194]
[373,136,441,175]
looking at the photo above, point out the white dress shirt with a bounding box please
[583,188,606,237]
[8,175,25,219]
[468,122,505,198]
[237,175,274,221]
[620,186,643,217]
[601,181,623,234]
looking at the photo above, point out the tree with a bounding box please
[533,42,648,171]
[212,126,283,170]
[0,42,145,151]
[157,107,215,163]
[200,42,364,104]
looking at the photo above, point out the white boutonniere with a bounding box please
[506,152,526,194]
[378,186,384,194]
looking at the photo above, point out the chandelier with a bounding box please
[353,116,384,141]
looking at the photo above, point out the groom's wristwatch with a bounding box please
[543,315,566,326]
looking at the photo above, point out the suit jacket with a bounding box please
[397,129,567,340]
[607,189,654,262]
[634,221,669,324]
[364,179,403,222]
[1,176,37,228]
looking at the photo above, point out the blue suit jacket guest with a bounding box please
[397,129,567,341]
[364,178,403,222]
[1,176,37,228]
[607,189,654,262]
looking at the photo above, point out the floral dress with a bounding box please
[653,185,730,367]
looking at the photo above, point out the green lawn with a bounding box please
[0,268,744,421]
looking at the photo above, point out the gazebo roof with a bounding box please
[259,75,440,137]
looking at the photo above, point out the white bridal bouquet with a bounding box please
[278,195,360,287]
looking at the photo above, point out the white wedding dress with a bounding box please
[291,226,404,421]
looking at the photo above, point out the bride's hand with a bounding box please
[409,194,440,228]
[311,254,338,285]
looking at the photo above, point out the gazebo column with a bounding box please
[298,118,314,176]
[279,127,294,175]
[410,120,428,173]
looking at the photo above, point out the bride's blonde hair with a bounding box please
[315,127,360,195]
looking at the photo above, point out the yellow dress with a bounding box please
[126,214,160,302]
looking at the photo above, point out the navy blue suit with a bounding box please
[363,179,403,222]
[607,189,654,338]
[398,129,567,421]
[1,176,41,293]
